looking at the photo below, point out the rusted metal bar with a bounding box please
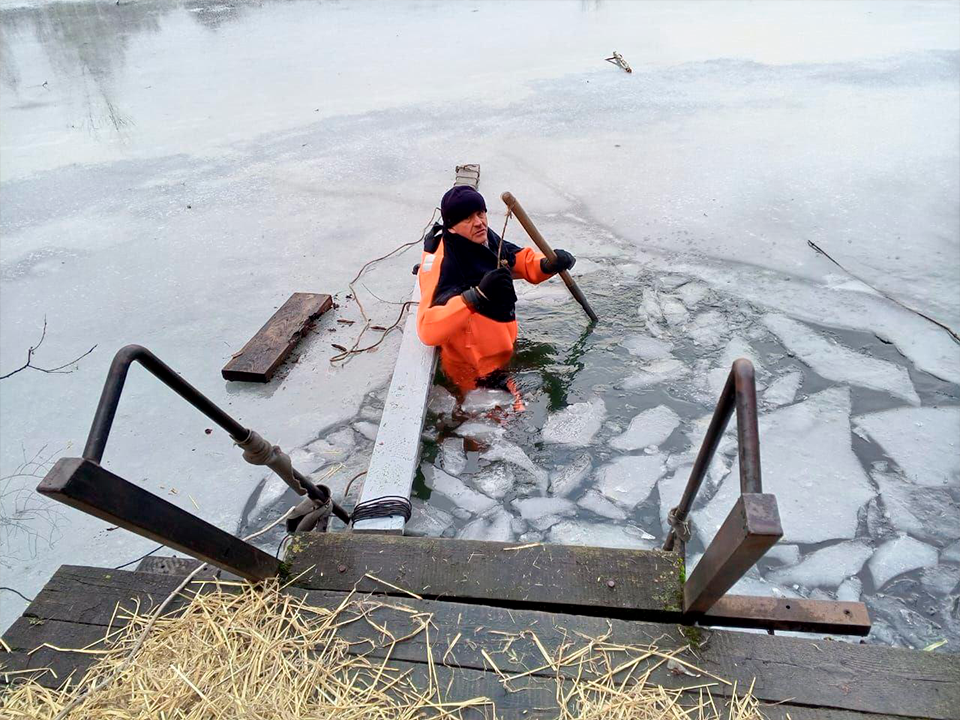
[500,192,598,322]
[81,344,349,524]
[37,458,280,582]
[698,595,872,635]
[683,493,782,614]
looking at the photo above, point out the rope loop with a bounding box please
[667,506,692,543]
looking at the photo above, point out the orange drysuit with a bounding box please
[416,231,551,392]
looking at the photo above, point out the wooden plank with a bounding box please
[351,280,437,534]
[286,532,684,617]
[222,292,332,382]
[38,459,280,582]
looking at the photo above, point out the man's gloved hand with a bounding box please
[540,249,576,275]
[463,267,517,318]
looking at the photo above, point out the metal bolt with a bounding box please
[606,579,616,589]
[337,564,347,574]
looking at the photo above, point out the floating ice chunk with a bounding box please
[428,385,457,416]
[687,311,730,347]
[836,577,862,602]
[854,407,960,488]
[657,458,731,534]
[693,388,875,545]
[472,464,516,500]
[548,520,656,550]
[675,281,709,309]
[305,427,356,462]
[658,274,693,290]
[481,440,547,485]
[727,574,802,599]
[578,489,627,520]
[549,453,592,497]
[872,472,960,543]
[639,289,664,324]
[406,501,454,537]
[454,420,506,444]
[440,437,467,477]
[762,371,802,408]
[353,421,379,441]
[461,388,514,413]
[763,544,800,566]
[610,405,681,451]
[423,463,496,515]
[769,541,873,589]
[622,335,673,360]
[512,497,576,521]
[920,565,959,595]
[943,540,960,563]
[458,507,514,543]
[595,454,666,509]
[868,534,939,589]
[621,358,689,390]
[763,315,920,405]
[660,296,690,326]
[542,398,606,446]
[510,517,527,535]
[518,531,543,543]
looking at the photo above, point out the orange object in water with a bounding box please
[416,235,550,393]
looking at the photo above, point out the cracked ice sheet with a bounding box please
[659,258,960,386]
[768,540,873,589]
[764,314,920,405]
[595,453,667,510]
[854,407,960,488]
[542,397,606,446]
[548,520,656,550]
[692,387,875,545]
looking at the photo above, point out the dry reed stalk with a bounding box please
[1,578,766,720]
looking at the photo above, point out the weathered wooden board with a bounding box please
[222,292,332,382]
[287,532,684,618]
[3,565,955,718]
[351,280,437,534]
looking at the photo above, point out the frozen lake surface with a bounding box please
[1,0,958,651]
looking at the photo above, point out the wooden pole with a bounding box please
[500,192,598,323]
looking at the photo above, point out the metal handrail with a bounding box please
[663,358,761,552]
[82,344,349,524]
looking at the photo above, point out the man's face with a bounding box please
[450,211,488,244]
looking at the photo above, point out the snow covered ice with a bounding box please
[768,541,873,589]
[868,534,940,589]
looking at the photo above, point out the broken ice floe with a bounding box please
[472,464,516,500]
[406,500,455,537]
[512,497,576,522]
[440,437,467,477]
[578,489,627,520]
[620,358,689,390]
[686,311,730,348]
[427,385,457,416]
[854,406,960,488]
[674,280,710,309]
[762,370,802,408]
[868,534,940,589]
[548,452,593,497]
[609,405,681,451]
[768,541,873,589]
[454,420,506,444]
[763,544,800,566]
[763,314,920,405]
[352,421,379,442]
[542,397,606,446]
[548,520,656,550]
[480,440,548,487]
[622,335,673,360]
[836,577,863,602]
[458,507,514,542]
[871,471,960,543]
[423,463,496,515]
[595,453,666,510]
[461,388,514,414]
[692,387,875,545]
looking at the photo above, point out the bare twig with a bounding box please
[806,240,960,345]
[0,317,97,380]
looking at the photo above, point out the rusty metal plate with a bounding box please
[697,594,871,635]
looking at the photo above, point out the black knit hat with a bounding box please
[441,186,487,229]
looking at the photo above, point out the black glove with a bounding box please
[540,249,576,275]
[463,267,517,321]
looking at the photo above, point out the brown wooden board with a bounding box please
[2,566,953,718]
[285,532,684,620]
[221,292,332,382]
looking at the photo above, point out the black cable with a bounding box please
[0,586,33,603]
[114,544,164,570]
[351,496,412,524]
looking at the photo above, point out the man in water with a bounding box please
[416,185,576,394]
